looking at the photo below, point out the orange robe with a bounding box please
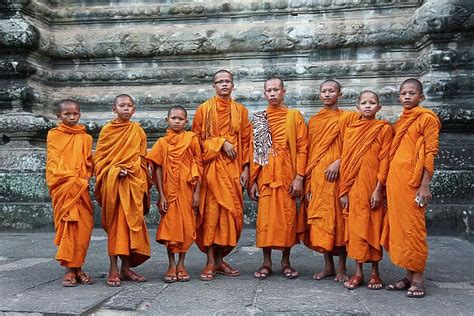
[299,109,357,253]
[250,106,308,248]
[382,106,440,272]
[192,96,251,255]
[94,120,151,267]
[46,123,94,268]
[339,116,393,263]
[147,130,203,253]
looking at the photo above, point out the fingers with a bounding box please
[325,170,338,182]
[306,192,312,202]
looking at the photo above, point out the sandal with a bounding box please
[281,266,299,279]
[76,272,94,285]
[164,267,177,283]
[386,277,411,291]
[253,265,272,280]
[62,273,78,287]
[120,269,146,283]
[367,274,383,290]
[106,273,121,287]
[406,281,426,298]
[215,262,240,277]
[199,264,215,281]
[344,275,364,290]
[177,269,191,282]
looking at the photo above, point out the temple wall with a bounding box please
[0,0,472,239]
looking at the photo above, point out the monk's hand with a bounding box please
[159,197,168,213]
[325,159,340,182]
[222,140,237,160]
[119,169,128,178]
[370,188,383,210]
[249,182,259,201]
[416,183,432,208]
[289,175,304,198]
[192,191,200,213]
[240,165,250,187]
[340,194,349,210]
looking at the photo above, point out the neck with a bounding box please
[116,118,130,123]
[216,94,231,101]
[323,104,338,111]
[269,102,286,108]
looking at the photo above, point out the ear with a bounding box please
[56,113,61,119]
[420,94,426,101]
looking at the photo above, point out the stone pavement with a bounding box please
[0,229,473,315]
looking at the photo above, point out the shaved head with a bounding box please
[400,78,423,94]
[320,79,341,92]
[57,99,80,113]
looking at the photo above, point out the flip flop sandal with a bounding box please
[106,274,121,287]
[62,273,78,287]
[406,281,426,298]
[386,277,411,291]
[215,262,240,276]
[367,275,383,290]
[344,275,364,290]
[253,266,272,280]
[199,264,215,281]
[76,272,94,285]
[164,268,178,283]
[177,270,191,282]
[281,266,299,279]
[121,270,146,283]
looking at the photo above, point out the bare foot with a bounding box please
[313,269,336,281]
[334,271,349,282]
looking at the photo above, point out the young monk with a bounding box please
[94,94,151,287]
[338,91,393,290]
[147,106,202,283]
[249,77,308,280]
[46,99,94,287]
[192,69,251,281]
[298,79,351,282]
[382,78,441,298]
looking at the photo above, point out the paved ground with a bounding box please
[0,229,473,315]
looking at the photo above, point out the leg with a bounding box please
[407,271,425,298]
[313,252,336,280]
[367,262,383,290]
[215,245,240,277]
[344,262,363,290]
[281,248,299,279]
[254,248,273,280]
[176,252,190,282]
[334,247,348,282]
[120,255,146,282]
[164,248,177,283]
[107,255,121,287]
[62,267,78,287]
[200,246,216,281]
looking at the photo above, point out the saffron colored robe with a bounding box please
[250,106,308,249]
[192,96,251,256]
[147,130,203,253]
[382,106,440,272]
[339,116,393,263]
[46,123,94,268]
[94,120,151,267]
[298,109,357,253]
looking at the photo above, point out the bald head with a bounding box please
[57,99,80,113]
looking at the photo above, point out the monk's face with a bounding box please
[166,108,188,133]
[212,72,234,98]
[264,79,286,107]
[57,102,81,126]
[113,96,136,122]
[319,82,341,107]
[399,83,424,109]
[357,92,381,120]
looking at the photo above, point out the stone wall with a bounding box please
[0,0,472,239]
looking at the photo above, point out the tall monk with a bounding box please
[382,78,440,298]
[298,80,349,282]
[94,94,151,287]
[249,77,308,280]
[46,99,94,287]
[147,106,202,283]
[338,91,393,290]
[191,69,251,281]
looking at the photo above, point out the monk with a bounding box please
[147,106,202,283]
[249,77,308,280]
[338,91,393,290]
[94,94,151,287]
[46,99,94,287]
[191,69,251,281]
[298,79,350,282]
[382,78,441,298]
